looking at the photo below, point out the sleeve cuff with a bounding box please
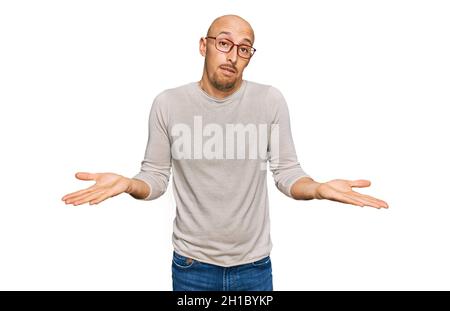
[287,174,311,198]
[131,175,153,201]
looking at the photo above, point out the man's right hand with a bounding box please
[61,172,133,206]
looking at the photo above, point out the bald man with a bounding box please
[62,15,388,291]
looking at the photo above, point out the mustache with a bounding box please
[219,64,237,73]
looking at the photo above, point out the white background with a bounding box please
[1,0,449,290]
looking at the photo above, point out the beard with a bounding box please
[209,67,238,91]
[210,72,237,91]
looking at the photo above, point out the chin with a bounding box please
[212,76,237,91]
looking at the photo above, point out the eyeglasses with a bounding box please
[205,36,256,59]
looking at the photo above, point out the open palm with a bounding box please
[316,179,388,209]
[61,172,130,206]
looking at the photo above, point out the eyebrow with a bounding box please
[216,31,253,46]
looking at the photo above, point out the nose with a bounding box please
[227,44,238,64]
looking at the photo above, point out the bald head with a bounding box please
[206,15,255,45]
[198,15,255,97]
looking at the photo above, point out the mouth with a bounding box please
[219,65,236,75]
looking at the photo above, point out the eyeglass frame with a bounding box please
[204,36,256,59]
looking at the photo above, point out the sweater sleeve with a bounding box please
[266,86,310,198]
[132,93,172,200]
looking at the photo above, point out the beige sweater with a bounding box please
[133,80,310,266]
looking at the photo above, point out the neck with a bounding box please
[199,74,243,99]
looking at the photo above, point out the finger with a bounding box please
[90,191,113,205]
[333,192,365,207]
[352,193,384,209]
[71,190,106,206]
[349,179,371,188]
[356,193,389,208]
[63,187,99,203]
[75,172,98,181]
[345,193,382,209]
[62,185,97,201]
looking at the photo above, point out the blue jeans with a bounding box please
[172,251,273,291]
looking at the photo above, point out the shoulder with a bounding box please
[153,82,193,103]
[245,80,286,101]
[245,80,271,94]
[148,82,194,115]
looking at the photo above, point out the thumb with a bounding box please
[75,172,97,181]
[349,179,371,188]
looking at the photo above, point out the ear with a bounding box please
[199,37,207,57]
